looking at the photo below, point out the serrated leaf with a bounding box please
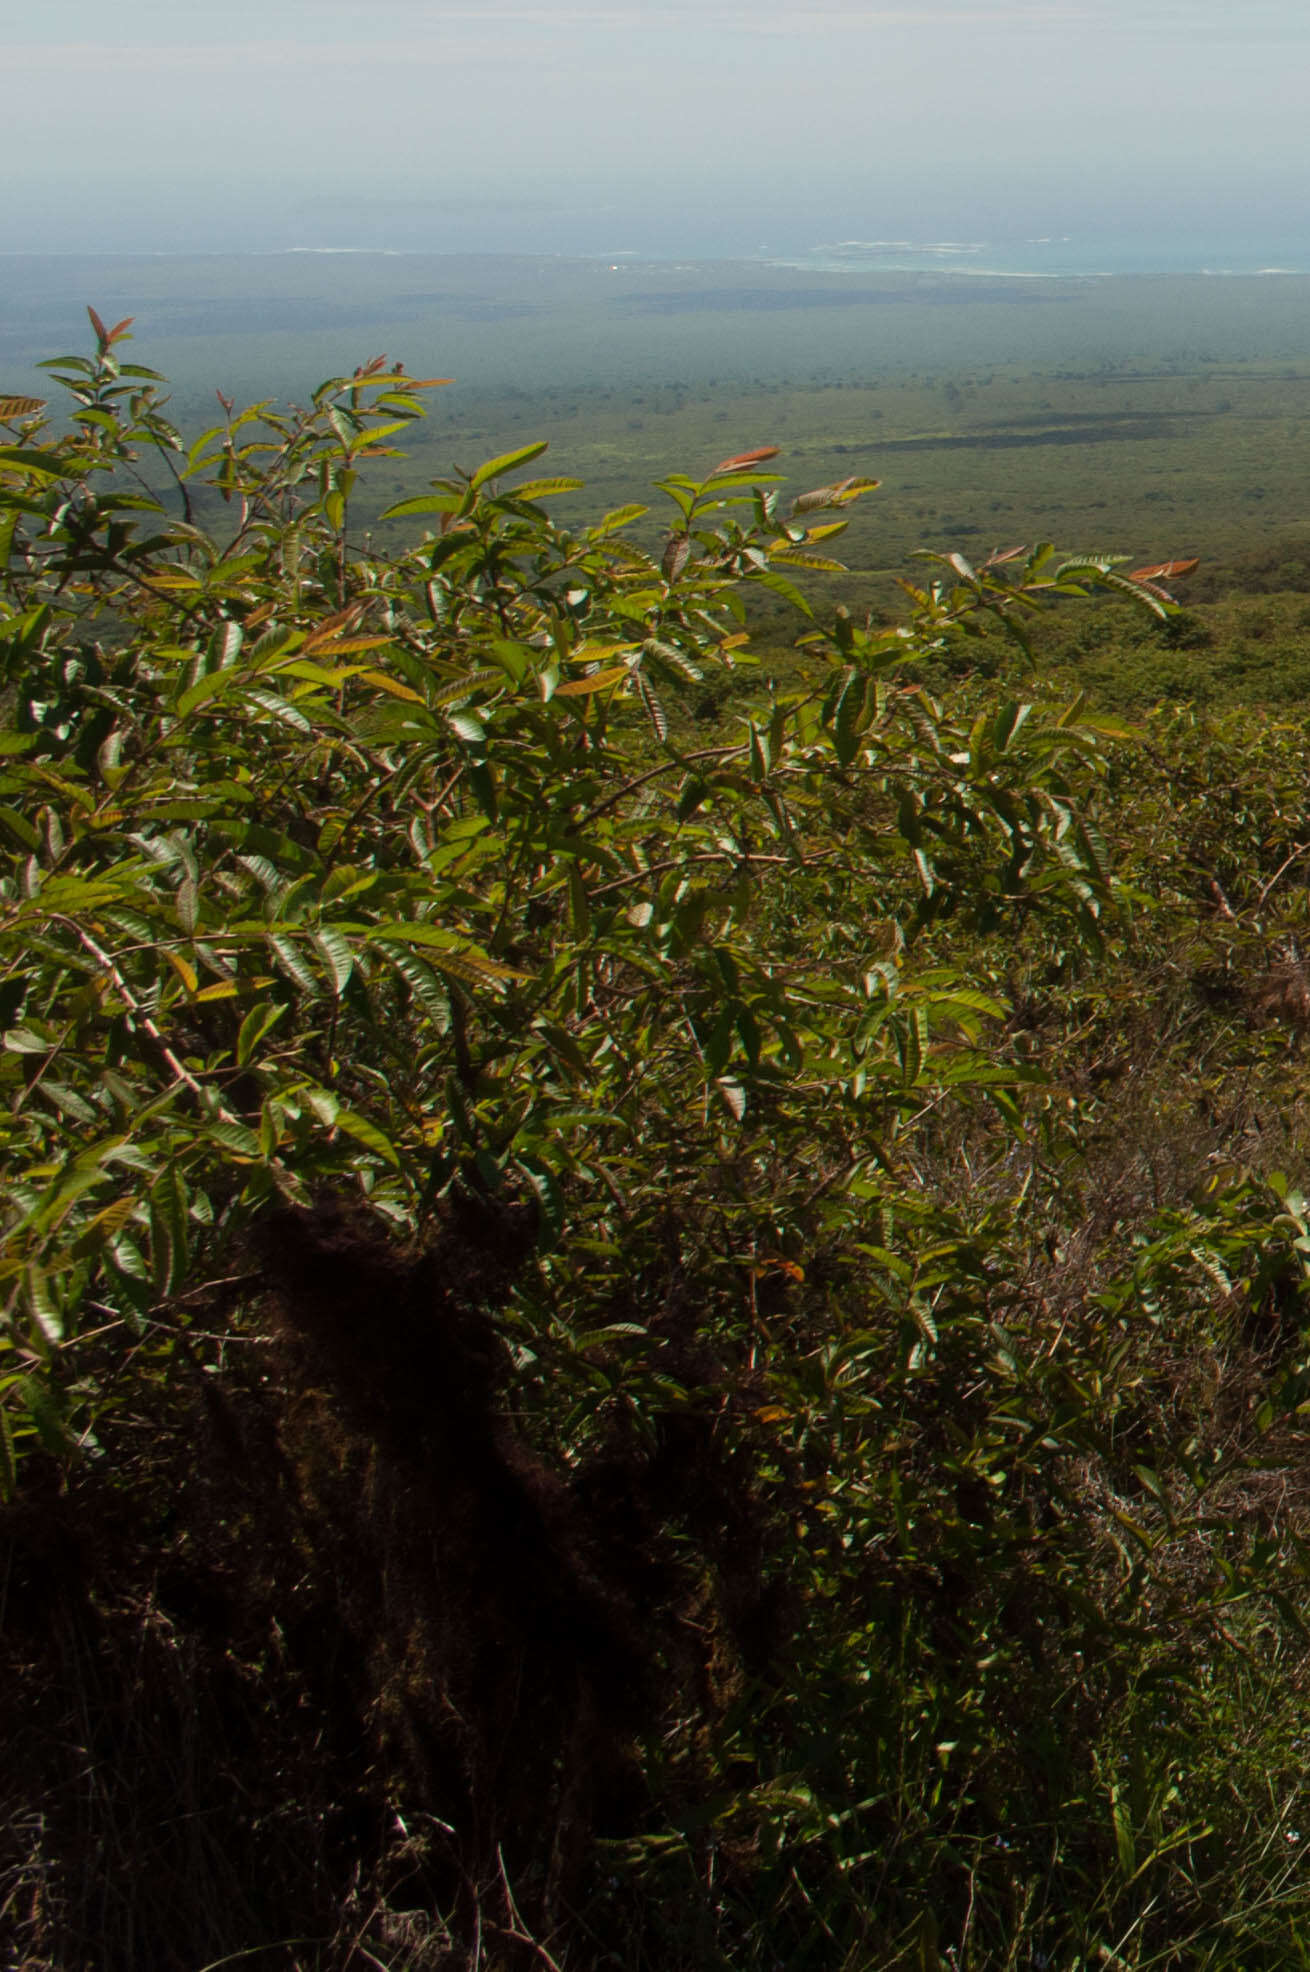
[268,933,321,998]
[149,1164,189,1296]
[313,928,355,995]
[377,942,450,1025]
[637,675,667,741]
[24,1265,63,1344]
[662,534,692,582]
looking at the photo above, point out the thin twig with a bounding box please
[579,740,746,827]
[590,846,835,899]
[496,1846,567,1972]
[64,922,217,1107]
[1256,842,1310,912]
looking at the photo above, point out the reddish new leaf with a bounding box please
[711,445,781,476]
[1128,558,1200,583]
[86,307,134,350]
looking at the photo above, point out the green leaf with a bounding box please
[313,928,355,996]
[588,502,649,538]
[149,1164,189,1297]
[334,1110,400,1166]
[24,1266,63,1345]
[377,943,451,1026]
[745,567,812,616]
[518,1156,564,1249]
[833,669,867,769]
[507,477,585,500]
[204,1118,262,1159]
[378,491,467,520]
[0,447,69,477]
[0,806,39,851]
[176,668,240,720]
[237,1000,288,1067]
[5,1027,54,1056]
[470,440,549,490]
[768,548,847,573]
[267,934,321,998]
[366,922,523,980]
[554,663,630,698]
[18,1375,71,1456]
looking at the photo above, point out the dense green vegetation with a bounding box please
[8,315,1310,1971]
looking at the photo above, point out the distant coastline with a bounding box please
[770,240,1310,280]
[5,240,1310,282]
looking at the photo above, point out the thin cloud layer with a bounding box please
[6,0,1309,254]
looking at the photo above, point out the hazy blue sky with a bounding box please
[6,0,1310,258]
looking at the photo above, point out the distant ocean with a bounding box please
[9,184,1310,281]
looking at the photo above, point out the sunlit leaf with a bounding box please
[470,440,549,489]
[711,445,780,475]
